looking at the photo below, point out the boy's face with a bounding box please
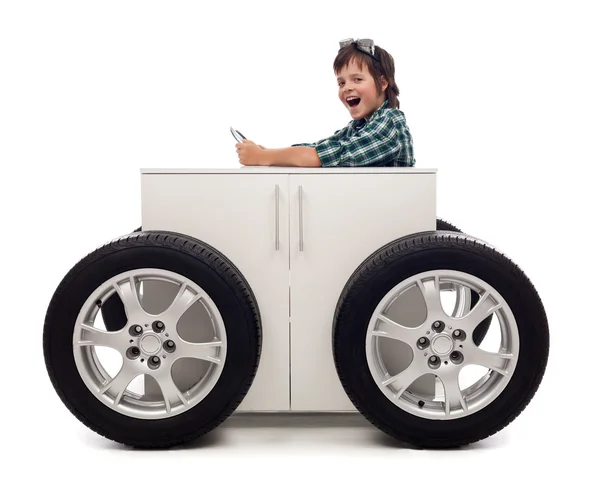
[337,59,388,121]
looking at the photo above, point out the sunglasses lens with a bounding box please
[339,38,354,49]
[357,39,374,54]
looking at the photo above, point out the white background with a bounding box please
[1,0,598,480]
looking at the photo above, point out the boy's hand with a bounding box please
[236,139,267,166]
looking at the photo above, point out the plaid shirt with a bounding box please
[292,99,415,167]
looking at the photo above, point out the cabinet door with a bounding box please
[141,173,290,410]
[289,173,436,410]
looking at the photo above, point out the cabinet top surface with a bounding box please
[141,167,437,175]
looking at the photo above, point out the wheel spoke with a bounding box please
[175,339,223,364]
[372,314,420,342]
[99,364,137,405]
[381,362,424,398]
[113,276,146,321]
[417,275,445,320]
[439,370,468,415]
[457,290,503,330]
[77,325,124,351]
[466,347,513,375]
[154,372,189,413]
[162,283,202,323]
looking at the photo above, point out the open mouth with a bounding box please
[347,97,361,107]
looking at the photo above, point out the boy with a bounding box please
[236,38,415,168]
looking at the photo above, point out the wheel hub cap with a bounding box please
[431,334,453,356]
[140,333,161,354]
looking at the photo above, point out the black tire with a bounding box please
[436,218,491,346]
[333,232,549,448]
[43,231,261,448]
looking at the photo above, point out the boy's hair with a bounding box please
[333,43,400,109]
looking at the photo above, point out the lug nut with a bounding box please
[152,320,165,333]
[450,351,464,364]
[452,329,466,341]
[163,340,176,353]
[417,337,430,350]
[129,325,143,336]
[432,321,445,332]
[428,355,441,369]
[148,355,161,369]
[126,347,141,359]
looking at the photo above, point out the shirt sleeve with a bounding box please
[313,114,402,167]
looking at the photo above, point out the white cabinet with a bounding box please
[140,167,437,412]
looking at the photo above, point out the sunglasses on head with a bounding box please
[339,38,380,62]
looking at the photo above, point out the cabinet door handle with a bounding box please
[275,184,280,251]
[298,185,304,251]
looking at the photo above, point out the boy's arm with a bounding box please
[262,125,350,167]
[261,146,322,167]
[236,140,322,167]
[236,125,350,167]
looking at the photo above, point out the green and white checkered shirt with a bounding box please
[292,99,415,167]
